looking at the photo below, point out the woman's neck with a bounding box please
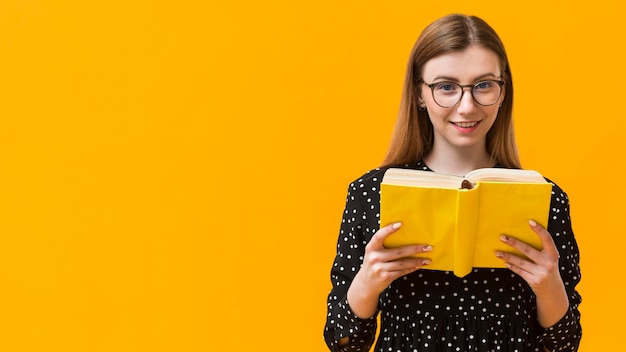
[423,146,493,176]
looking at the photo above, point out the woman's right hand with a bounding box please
[346,222,432,318]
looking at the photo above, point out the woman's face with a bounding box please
[419,45,505,153]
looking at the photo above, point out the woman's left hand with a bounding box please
[496,219,565,297]
[497,220,570,327]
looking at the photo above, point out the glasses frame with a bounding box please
[421,79,505,108]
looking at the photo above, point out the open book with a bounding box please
[380,167,552,277]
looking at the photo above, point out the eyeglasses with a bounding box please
[421,80,505,108]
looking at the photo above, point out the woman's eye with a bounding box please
[436,83,457,91]
[475,81,493,89]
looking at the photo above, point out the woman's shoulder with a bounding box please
[347,161,430,188]
[541,176,572,205]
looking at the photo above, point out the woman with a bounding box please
[324,14,581,351]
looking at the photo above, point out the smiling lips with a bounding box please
[451,120,481,128]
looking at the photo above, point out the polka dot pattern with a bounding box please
[324,161,582,352]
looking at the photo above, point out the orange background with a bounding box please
[0,1,621,351]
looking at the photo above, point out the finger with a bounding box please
[496,248,540,274]
[367,222,403,251]
[502,260,535,283]
[382,243,433,262]
[374,259,431,285]
[528,220,559,256]
[384,257,432,272]
[368,223,433,262]
[364,256,430,287]
[498,233,545,264]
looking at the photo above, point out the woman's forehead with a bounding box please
[421,46,501,82]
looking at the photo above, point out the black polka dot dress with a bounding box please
[324,161,582,352]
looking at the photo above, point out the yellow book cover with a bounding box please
[380,168,552,277]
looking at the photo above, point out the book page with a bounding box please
[382,168,462,189]
[465,168,547,184]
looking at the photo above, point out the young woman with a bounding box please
[324,14,582,352]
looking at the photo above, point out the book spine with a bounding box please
[453,187,480,277]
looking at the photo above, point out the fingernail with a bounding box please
[529,219,537,227]
[500,235,508,242]
[423,245,432,252]
[392,222,402,229]
[495,251,504,258]
[422,258,431,265]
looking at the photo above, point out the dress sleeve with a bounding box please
[540,182,582,351]
[323,178,378,352]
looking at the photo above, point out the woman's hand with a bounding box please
[496,219,569,327]
[347,222,432,319]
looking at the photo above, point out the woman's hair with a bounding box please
[381,14,520,168]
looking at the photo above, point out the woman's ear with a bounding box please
[417,98,426,111]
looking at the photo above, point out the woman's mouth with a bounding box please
[451,121,480,128]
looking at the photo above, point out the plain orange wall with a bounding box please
[0,1,621,351]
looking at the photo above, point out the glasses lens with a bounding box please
[472,81,502,106]
[432,82,461,108]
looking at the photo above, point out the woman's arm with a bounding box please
[496,184,582,350]
[324,171,432,351]
[324,177,380,352]
[498,220,570,327]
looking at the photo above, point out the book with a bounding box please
[380,167,552,277]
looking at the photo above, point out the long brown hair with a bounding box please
[381,14,520,168]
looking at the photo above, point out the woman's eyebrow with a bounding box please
[430,73,500,82]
